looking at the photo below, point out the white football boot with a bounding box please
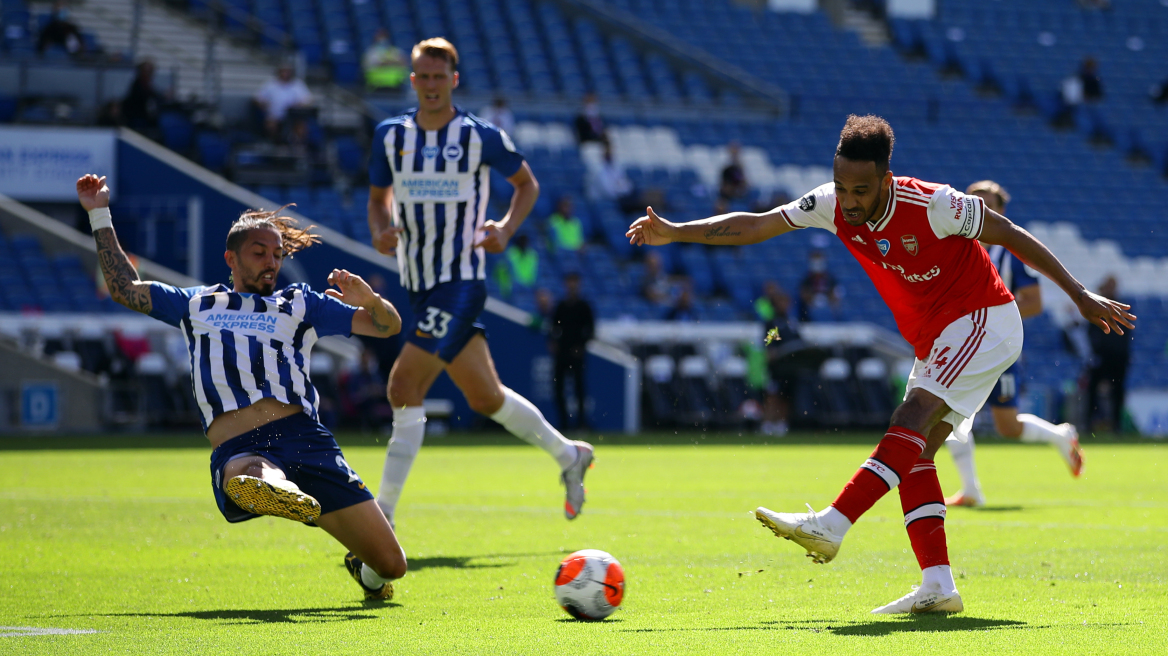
[754,504,843,564]
[1055,423,1085,477]
[871,586,964,614]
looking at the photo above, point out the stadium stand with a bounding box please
[3,0,1167,430]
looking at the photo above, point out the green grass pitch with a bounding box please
[1,432,1166,655]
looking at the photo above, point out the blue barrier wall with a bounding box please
[115,130,636,432]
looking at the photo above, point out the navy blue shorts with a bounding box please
[209,412,373,523]
[988,361,1020,408]
[407,280,488,362]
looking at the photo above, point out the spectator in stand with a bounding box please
[122,60,167,134]
[641,250,671,306]
[574,93,607,144]
[755,280,800,436]
[494,233,538,299]
[797,247,841,322]
[1086,275,1132,432]
[362,29,407,91]
[479,96,515,136]
[548,197,585,252]
[550,272,595,430]
[1078,57,1103,101]
[587,142,640,214]
[37,1,83,56]
[253,63,314,142]
[719,141,749,202]
[665,279,699,322]
[1150,75,1168,105]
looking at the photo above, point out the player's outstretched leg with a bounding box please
[754,425,927,563]
[1018,414,1084,477]
[222,457,321,524]
[874,458,963,614]
[944,432,985,507]
[490,387,593,519]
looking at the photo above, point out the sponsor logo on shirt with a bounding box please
[204,312,277,333]
[398,176,471,201]
[443,143,464,161]
[423,145,439,159]
[876,239,890,256]
[880,262,942,283]
[798,193,816,212]
[901,234,918,256]
[851,235,866,244]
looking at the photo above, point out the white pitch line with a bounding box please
[0,626,100,637]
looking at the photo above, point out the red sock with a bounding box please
[899,459,949,569]
[831,427,927,523]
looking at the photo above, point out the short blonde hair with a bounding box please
[411,37,458,70]
[965,180,1011,206]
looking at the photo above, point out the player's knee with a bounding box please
[368,547,408,580]
[466,389,504,416]
[387,376,422,408]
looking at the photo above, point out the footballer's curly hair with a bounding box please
[225,206,320,257]
[836,114,895,174]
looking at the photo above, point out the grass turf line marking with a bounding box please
[0,626,100,637]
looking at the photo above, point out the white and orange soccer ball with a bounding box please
[553,549,625,621]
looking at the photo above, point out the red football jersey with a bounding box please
[778,176,1014,359]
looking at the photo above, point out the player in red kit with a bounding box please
[625,115,1134,614]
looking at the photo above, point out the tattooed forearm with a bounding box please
[94,228,152,314]
[704,226,742,240]
[366,298,401,336]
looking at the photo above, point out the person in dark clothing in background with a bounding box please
[1086,275,1131,432]
[37,1,83,55]
[551,272,594,430]
[122,60,167,133]
[574,93,607,145]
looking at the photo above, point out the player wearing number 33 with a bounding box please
[625,115,1135,614]
[76,173,407,601]
[367,38,594,529]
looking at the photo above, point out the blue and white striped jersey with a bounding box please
[985,244,1039,294]
[148,282,358,431]
[369,107,525,292]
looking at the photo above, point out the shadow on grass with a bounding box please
[361,551,564,573]
[768,617,1037,635]
[623,617,1036,634]
[107,605,398,624]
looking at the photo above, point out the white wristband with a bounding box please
[88,207,113,232]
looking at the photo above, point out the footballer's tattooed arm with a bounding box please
[979,208,1135,335]
[627,205,796,247]
[94,229,154,315]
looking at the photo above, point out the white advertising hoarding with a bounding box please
[0,126,116,201]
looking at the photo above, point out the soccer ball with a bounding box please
[553,549,625,621]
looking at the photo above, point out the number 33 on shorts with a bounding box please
[416,306,453,338]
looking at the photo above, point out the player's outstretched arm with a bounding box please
[626,205,796,247]
[478,161,539,254]
[77,174,153,315]
[980,209,1135,335]
[326,268,402,338]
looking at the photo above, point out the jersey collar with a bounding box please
[408,105,464,131]
[866,179,897,233]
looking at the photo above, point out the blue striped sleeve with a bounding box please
[1011,253,1041,291]
[369,120,394,188]
[297,284,359,337]
[478,122,524,178]
[148,283,202,327]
